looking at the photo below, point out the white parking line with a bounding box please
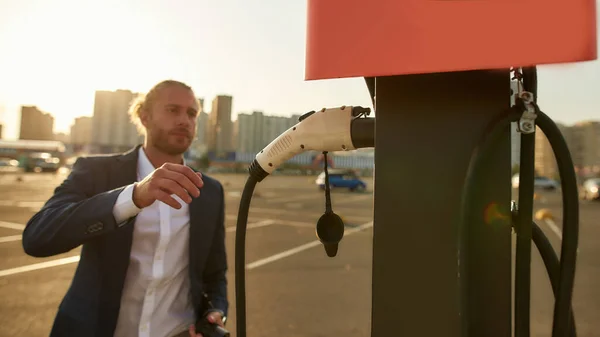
[226,220,275,232]
[0,255,81,278]
[0,200,46,209]
[542,218,580,254]
[266,194,322,204]
[0,221,25,231]
[0,219,372,278]
[334,194,372,205]
[0,219,275,278]
[246,221,373,270]
[544,218,563,240]
[0,235,22,243]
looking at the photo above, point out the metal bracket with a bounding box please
[517,91,537,134]
[510,200,519,234]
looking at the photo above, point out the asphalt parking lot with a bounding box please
[0,170,598,337]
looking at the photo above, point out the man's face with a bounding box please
[143,84,198,155]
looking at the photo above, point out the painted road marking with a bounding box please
[0,200,46,208]
[0,219,373,278]
[0,219,274,278]
[0,255,81,278]
[544,218,563,240]
[226,220,275,232]
[542,218,580,254]
[0,235,22,243]
[246,221,373,270]
[0,221,25,231]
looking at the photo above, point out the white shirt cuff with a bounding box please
[113,183,142,224]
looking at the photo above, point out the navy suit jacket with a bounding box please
[22,145,228,337]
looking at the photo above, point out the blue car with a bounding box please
[315,169,367,192]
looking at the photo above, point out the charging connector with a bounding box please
[234,105,375,337]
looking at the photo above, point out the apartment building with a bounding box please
[91,89,142,153]
[19,106,54,141]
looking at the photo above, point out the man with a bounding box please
[22,80,228,337]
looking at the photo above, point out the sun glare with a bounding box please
[0,0,188,133]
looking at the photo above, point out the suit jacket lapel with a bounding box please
[98,145,141,333]
[112,145,140,189]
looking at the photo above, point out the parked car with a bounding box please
[24,152,61,173]
[511,174,559,190]
[581,178,600,201]
[0,157,20,172]
[315,169,367,192]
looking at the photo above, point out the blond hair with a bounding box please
[128,80,194,135]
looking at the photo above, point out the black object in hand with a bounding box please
[195,316,230,337]
[196,293,230,337]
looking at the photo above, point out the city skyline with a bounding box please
[0,88,311,139]
[1,0,599,140]
[2,85,600,140]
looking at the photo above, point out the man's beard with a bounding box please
[151,129,192,156]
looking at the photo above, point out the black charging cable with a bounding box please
[458,102,522,334]
[520,67,579,337]
[234,161,268,337]
[460,67,579,337]
[527,105,579,337]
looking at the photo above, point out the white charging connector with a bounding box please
[254,106,365,174]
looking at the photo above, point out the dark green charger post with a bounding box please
[370,71,513,337]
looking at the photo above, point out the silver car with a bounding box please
[511,174,560,190]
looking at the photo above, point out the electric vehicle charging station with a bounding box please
[231,1,597,336]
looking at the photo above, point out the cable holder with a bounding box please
[510,200,518,234]
[516,91,537,134]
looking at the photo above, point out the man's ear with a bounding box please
[139,110,150,128]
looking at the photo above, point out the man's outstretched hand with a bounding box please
[132,163,203,209]
[188,311,225,337]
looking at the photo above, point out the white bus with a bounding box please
[0,140,66,172]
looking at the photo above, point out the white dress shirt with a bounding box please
[112,147,195,337]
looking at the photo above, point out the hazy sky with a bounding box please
[0,0,598,140]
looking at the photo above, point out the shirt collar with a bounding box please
[137,147,188,180]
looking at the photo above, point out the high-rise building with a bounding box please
[234,111,300,154]
[534,123,575,179]
[572,121,600,177]
[206,95,234,153]
[189,111,209,157]
[533,120,600,180]
[198,98,204,114]
[19,106,54,141]
[70,116,93,148]
[91,89,142,153]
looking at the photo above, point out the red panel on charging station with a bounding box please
[305,0,597,80]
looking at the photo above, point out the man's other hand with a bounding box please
[132,163,203,209]
[188,311,225,337]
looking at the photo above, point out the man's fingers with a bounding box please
[163,163,203,187]
[158,180,192,204]
[161,170,200,198]
[188,324,203,337]
[206,312,224,327]
[155,190,182,209]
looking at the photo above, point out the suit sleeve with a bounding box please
[202,181,229,316]
[22,157,135,257]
